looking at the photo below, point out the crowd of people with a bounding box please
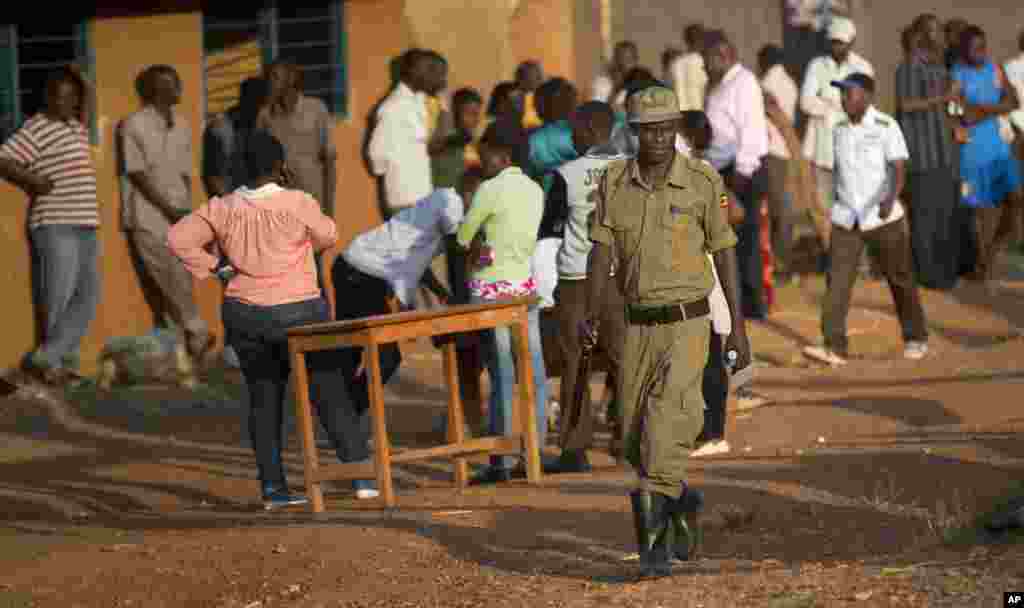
[1,10,1022,579]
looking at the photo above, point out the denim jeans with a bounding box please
[29,225,101,371]
[222,296,370,494]
[470,295,547,470]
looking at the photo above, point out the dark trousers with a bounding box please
[907,169,960,289]
[222,297,369,493]
[699,332,728,441]
[822,219,929,355]
[721,164,768,319]
[331,257,403,414]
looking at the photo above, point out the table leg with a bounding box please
[442,340,468,488]
[365,341,395,507]
[290,350,325,513]
[513,312,542,484]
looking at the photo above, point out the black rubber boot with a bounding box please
[671,485,704,561]
[629,490,674,578]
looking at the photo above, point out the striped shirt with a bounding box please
[894,58,955,172]
[0,114,98,228]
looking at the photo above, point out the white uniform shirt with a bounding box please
[832,106,910,232]
[800,52,875,169]
[343,188,463,307]
[368,82,433,210]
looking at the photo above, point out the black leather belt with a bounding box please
[627,298,711,326]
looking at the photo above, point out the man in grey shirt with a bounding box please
[120,65,212,362]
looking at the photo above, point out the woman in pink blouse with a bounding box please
[168,130,375,510]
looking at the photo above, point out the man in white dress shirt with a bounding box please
[703,29,771,319]
[800,17,874,213]
[332,185,465,412]
[803,74,929,367]
[369,49,448,216]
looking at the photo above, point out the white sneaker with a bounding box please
[692,440,731,458]
[353,480,379,500]
[903,341,929,360]
[802,345,847,366]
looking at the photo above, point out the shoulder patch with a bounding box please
[719,193,730,209]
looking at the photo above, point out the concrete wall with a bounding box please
[613,1,786,78]
[0,0,585,373]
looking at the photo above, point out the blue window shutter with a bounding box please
[0,25,19,140]
[331,1,348,117]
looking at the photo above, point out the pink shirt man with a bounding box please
[704,63,770,178]
[167,183,337,306]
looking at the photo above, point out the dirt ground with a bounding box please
[2,273,1024,608]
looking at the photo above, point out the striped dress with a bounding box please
[0,114,98,228]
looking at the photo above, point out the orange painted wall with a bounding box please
[510,0,577,84]
[0,0,591,374]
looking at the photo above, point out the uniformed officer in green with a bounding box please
[584,85,752,578]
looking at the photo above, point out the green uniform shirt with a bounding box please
[589,153,738,307]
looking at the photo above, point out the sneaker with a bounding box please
[691,440,731,458]
[353,479,380,500]
[903,341,929,360]
[262,490,309,511]
[802,345,847,367]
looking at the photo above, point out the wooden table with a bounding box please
[286,296,543,511]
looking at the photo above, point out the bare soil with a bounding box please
[1,275,1023,607]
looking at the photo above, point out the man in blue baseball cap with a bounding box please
[804,72,930,367]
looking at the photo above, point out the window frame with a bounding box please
[0,21,98,145]
[202,1,348,120]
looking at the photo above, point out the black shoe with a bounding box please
[469,467,513,486]
[670,485,704,561]
[544,450,592,474]
[629,490,674,578]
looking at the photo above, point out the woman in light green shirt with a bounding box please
[455,124,549,484]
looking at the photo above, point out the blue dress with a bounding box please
[951,60,1022,207]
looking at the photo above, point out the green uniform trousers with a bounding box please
[620,314,710,500]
